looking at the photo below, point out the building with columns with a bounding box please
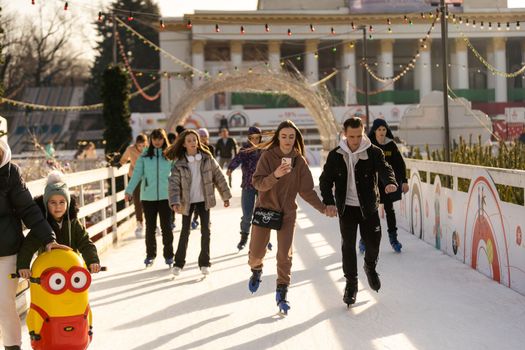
[159,0,525,118]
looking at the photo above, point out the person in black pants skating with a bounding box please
[215,127,237,188]
[359,118,409,253]
[319,117,397,306]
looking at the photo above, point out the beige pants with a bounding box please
[0,254,22,347]
[248,214,296,286]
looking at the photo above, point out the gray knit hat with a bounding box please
[43,171,70,211]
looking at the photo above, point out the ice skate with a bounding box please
[237,232,249,250]
[358,239,365,254]
[276,284,290,315]
[343,278,358,307]
[144,257,155,268]
[248,269,262,293]
[135,222,144,238]
[390,237,403,253]
[364,264,381,292]
[172,266,182,276]
[191,219,199,230]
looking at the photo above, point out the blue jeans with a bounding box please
[240,187,257,233]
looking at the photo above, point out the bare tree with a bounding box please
[0,3,89,97]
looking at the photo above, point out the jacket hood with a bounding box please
[0,138,12,168]
[339,134,372,156]
[34,195,79,221]
[368,118,395,145]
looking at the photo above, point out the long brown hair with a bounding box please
[164,129,212,161]
[253,120,305,156]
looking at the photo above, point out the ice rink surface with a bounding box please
[17,169,525,350]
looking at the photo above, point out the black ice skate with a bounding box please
[363,264,381,292]
[237,232,249,250]
[343,278,358,307]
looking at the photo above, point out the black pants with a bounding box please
[142,200,174,260]
[383,198,398,240]
[339,206,382,280]
[175,202,211,268]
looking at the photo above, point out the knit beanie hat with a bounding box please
[248,126,262,135]
[43,171,70,212]
[197,128,210,138]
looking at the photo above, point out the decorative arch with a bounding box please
[166,70,340,151]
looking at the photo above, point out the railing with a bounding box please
[16,164,136,314]
[25,164,135,246]
[398,159,525,295]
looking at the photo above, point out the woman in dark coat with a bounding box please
[362,119,409,253]
[0,139,64,350]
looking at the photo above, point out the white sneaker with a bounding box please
[172,266,181,276]
[200,266,210,275]
[135,222,144,238]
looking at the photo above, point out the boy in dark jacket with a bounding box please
[17,172,100,278]
[319,117,397,307]
[360,118,409,253]
[1,139,63,350]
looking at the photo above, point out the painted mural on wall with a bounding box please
[398,165,525,295]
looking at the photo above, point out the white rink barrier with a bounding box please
[396,159,525,295]
[15,165,136,315]
[26,164,134,244]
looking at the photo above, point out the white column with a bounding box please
[378,39,394,91]
[415,40,432,100]
[268,40,281,71]
[493,37,507,102]
[230,41,243,71]
[191,40,206,110]
[305,40,319,82]
[342,43,357,105]
[486,41,495,89]
[451,38,469,89]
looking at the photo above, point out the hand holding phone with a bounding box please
[274,158,292,178]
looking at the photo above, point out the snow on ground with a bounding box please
[17,168,525,350]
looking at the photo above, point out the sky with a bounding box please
[508,0,525,8]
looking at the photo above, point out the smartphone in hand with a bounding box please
[281,157,292,166]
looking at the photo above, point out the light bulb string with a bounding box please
[116,32,161,101]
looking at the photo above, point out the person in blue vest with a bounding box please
[125,129,174,268]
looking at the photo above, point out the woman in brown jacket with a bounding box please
[248,120,328,314]
[166,130,231,277]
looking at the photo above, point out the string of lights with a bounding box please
[363,10,439,83]
[0,81,160,111]
[115,17,203,75]
[460,34,525,78]
[116,32,161,101]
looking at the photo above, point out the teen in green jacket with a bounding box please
[125,129,174,267]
